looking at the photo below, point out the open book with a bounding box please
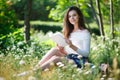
[48,32,68,47]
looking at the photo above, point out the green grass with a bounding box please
[0,21,120,80]
[19,20,62,27]
[0,31,120,80]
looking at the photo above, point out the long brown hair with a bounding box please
[63,6,87,38]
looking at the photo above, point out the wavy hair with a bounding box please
[63,6,87,38]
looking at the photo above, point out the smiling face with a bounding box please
[68,10,79,25]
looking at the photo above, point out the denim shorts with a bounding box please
[66,54,88,68]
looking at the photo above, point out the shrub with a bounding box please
[0,28,23,50]
[0,0,18,37]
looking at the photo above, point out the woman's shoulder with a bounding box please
[80,29,91,38]
[71,29,90,35]
[82,29,89,33]
[78,29,90,34]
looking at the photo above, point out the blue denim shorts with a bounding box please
[67,54,88,68]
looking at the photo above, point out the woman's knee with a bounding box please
[50,47,64,56]
[51,56,61,63]
[51,47,58,51]
[50,47,59,53]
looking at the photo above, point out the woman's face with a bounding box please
[68,10,79,25]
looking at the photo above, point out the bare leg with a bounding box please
[40,56,61,70]
[35,47,65,69]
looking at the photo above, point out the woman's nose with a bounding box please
[71,16,74,19]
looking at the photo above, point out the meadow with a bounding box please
[0,21,120,80]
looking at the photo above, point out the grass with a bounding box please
[0,21,120,80]
[0,32,120,80]
[19,20,62,27]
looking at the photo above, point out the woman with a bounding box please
[35,6,91,70]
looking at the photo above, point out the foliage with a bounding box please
[113,0,120,23]
[0,0,18,37]
[90,34,120,67]
[19,20,63,34]
[49,0,120,24]
[49,0,92,22]
[11,0,57,21]
[0,28,24,49]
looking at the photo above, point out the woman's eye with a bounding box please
[68,14,77,18]
[73,14,77,16]
[68,15,71,18]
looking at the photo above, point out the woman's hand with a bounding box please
[65,39,73,47]
[57,44,67,55]
[65,39,78,51]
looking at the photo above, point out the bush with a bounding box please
[0,28,24,50]
[0,0,18,37]
[90,34,120,67]
[19,21,63,34]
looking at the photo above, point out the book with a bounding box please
[48,32,68,47]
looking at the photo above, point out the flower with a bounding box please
[44,68,49,71]
[68,59,74,64]
[28,76,36,80]
[14,71,32,77]
[19,60,25,65]
[0,54,4,58]
[56,62,64,67]
[76,68,83,73]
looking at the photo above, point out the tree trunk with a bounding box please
[24,0,32,43]
[90,0,99,28]
[96,0,105,41]
[110,0,114,39]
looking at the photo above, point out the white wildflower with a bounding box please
[62,66,67,70]
[15,55,20,60]
[72,64,77,68]
[84,70,92,75]
[17,41,23,46]
[91,65,96,69]
[0,54,4,58]
[100,78,104,80]
[68,59,74,64]
[44,68,49,71]
[76,68,83,73]
[14,71,32,77]
[19,60,25,65]
[108,78,113,80]
[23,55,31,58]
[56,62,62,66]
[12,45,16,50]
[28,76,36,80]
[56,62,64,67]
[72,74,75,78]
[92,46,98,50]
[50,62,54,66]
[48,31,53,37]
[102,75,106,78]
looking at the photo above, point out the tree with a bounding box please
[24,0,32,42]
[110,0,114,39]
[96,0,105,41]
[89,0,99,27]
[0,0,18,37]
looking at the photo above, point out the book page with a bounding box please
[48,32,68,47]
